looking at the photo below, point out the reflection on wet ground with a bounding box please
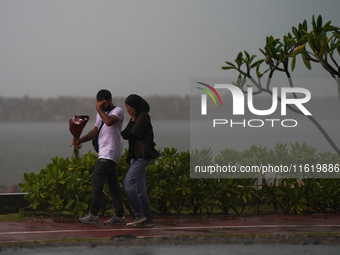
[2,214,340,255]
[1,214,340,243]
[1,243,340,255]
[0,215,340,242]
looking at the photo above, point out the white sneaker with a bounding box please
[126,215,146,226]
[78,213,98,224]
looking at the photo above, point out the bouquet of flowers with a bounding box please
[69,115,89,158]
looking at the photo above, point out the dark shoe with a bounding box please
[132,221,154,228]
[78,213,98,224]
[126,215,146,226]
[103,215,126,225]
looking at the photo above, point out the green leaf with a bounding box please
[250,59,264,69]
[322,20,332,32]
[221,66,235,70]
[235,52,243,67]
[225,61,236,67]
[291,55,296,71]
[23,173,29,182]
[292,26,299,37]
[302,20,308,32]
[333,31,340,39]
[259,48,266,56]
[317,15,323,30]
[65,199,75,209]
[244,51,250,62]
[249,54,257,63]
[312,15,317,32]
[301,53,311,70]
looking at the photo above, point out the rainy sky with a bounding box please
[1,0,340,99]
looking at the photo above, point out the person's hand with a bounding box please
[72,138,81,150]
[95,100,106,112]
[130,112,137,121]
[72,138,81,146]
[125,104,137,121]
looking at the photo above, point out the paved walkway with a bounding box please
[1,214,340,243]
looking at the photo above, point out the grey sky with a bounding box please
[1,0,340,99]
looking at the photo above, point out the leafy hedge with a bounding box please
[19,143,340,218]
[19,151,97,218]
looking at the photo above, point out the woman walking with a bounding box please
[121,94,159,227]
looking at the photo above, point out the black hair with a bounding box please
[125,94,150,115]
[96,89,112,101]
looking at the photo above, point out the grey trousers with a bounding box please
[124,158,153,223]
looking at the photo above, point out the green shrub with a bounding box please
[19,151,97,218]
[19,143,340,217]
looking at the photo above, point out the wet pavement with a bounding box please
[1,214,340,243]
[1,243,340,255]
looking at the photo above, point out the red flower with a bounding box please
[69,115,89,158]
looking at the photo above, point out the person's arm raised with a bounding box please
[96,100,119,126]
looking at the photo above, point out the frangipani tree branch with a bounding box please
[222,48,340,155]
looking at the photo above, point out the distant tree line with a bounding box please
[0,94,337,122]
[0,95,190,122]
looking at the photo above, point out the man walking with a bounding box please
[73,89,125,225]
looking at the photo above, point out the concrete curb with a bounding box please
[0,193,29,214]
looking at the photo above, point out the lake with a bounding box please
[0,118,339,187]
[0,121,190,187]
